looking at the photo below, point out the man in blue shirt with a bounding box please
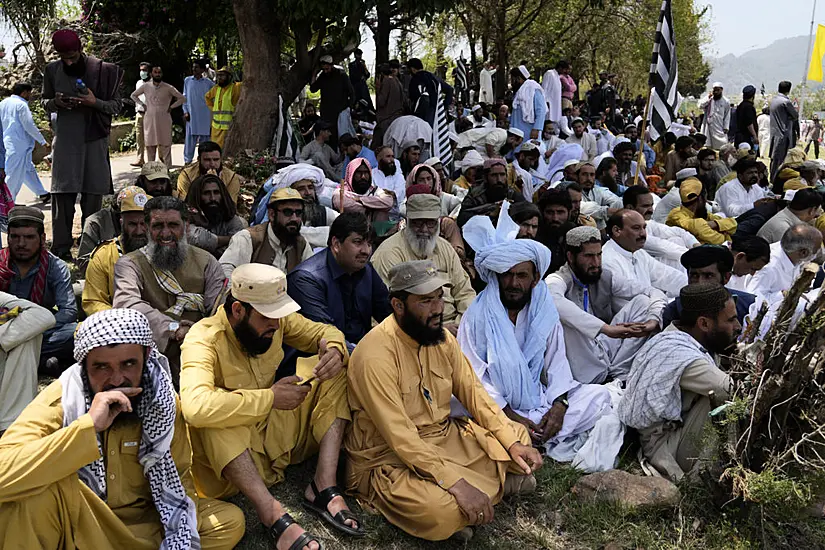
[339,133,377,180]
[662,244,756,328]
[287,211,392,353]
[0,206,76,373]
[182,58,215,165]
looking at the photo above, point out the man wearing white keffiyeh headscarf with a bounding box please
[457,204,619,470]
[0,308,245,549]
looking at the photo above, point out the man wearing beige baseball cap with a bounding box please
[181,262,364,548]
[82,186,150,316]
[345,260,541,542]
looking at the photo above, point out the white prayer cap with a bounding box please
[460,150,484,173]
[472,104,482,112]
[738,142,752,151]
[565,226,601,247]
[508,127,525,139]
[518,65,530,79]
[676,167,697,180]
[424,156,442,166]
[563,159,580,169]
[712,81,723,89]
[320,55,333,64]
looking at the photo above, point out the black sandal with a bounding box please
[302,480,366,537]
[268,512,325,550]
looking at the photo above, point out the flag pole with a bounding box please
[633,88,653,188]
[799,0,818,119]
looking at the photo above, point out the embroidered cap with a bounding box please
[140,161,169,181]
[117,186,151,213]
[231,264,301,319]
[388,260,451,295]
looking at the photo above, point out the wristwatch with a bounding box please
[168,321,180,333]
[553,395,569,408]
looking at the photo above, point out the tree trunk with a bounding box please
[494,5,507,99]
[375,0,392,65]
[224,0,282,155]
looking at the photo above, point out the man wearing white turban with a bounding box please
[509,66,547,143]
[457,205,619,470]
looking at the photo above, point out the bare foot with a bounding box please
[260,500,320,550]
[304,483,359,530]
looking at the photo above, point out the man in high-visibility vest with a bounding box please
[205,66,242,148]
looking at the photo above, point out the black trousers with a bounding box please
[51,192,103,257]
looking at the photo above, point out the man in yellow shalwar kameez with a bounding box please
[180,263,365,550]
[0,308,244,549]
[345,260,543,542]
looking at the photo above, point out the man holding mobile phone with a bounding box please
[42,29,124,262]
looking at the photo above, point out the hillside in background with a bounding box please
[708,35,814,94]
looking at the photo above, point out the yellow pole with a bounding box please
[633,89,653,188]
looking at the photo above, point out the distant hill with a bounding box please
[708,35,815,95]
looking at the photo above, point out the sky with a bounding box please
[704,0,818,57]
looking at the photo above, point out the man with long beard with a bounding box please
[457,158,525,227]
[537,188,575,274]
[372,145,407,218]
[372,194,476,334]
[113,196,225,386]
[181,263,364,550]
[43,29,124,261]
[221,187,314,278]
[184,174,247,257]
[619,284,740,481]
[545,226,667,384]
[82,186,151,316]
[346,259,542,541]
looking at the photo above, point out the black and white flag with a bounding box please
[648,0,681,142]
[271,95,299,160]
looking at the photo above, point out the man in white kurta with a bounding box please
[0,84,49,200]
[0,291,55,432]
[757,108,771,159]
[479,63,494,105]
[698,83,731,150]
[545,226,668,384]
[456,208,616,469]
[715,157,767,218]
[602,210,687,299]
[745,225,822,304]
[622,185,698,270]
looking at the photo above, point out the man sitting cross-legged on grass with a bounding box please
[0,309,245,549]
[180,263,364,550]
[345,259,543,541]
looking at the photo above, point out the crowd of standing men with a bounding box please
[1,27,825,550]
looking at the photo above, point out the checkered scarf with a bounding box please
[140,247,207,317]
[59,309,200,550]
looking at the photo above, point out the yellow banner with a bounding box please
[807,24,825,82]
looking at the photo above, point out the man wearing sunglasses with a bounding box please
[220,187,313,278]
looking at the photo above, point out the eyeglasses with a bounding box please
[409,219,438,229]
[278,208,304,218]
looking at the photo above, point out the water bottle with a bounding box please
[76,79,88,95]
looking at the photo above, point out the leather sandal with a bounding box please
[302,480,366,537]
[268,512,324,550]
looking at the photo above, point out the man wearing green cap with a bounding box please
[346,260,542,541]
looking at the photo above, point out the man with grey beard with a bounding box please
[371,194,476,334]
[113,196,225,387]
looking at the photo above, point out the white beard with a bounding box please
[404,228,437,258]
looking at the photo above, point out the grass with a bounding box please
[228,457,825,550]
